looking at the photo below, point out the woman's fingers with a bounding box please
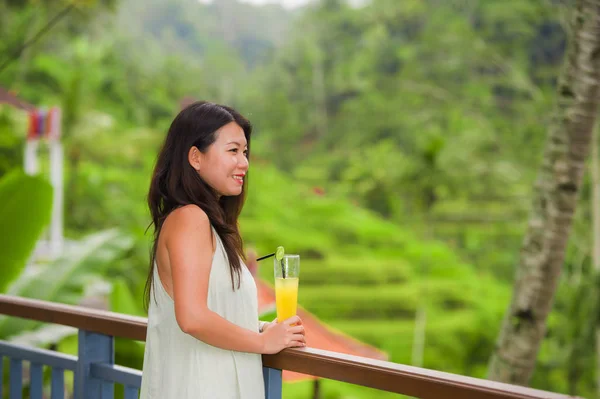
[291,333,306,343]
[290,325,305,334]
[283,315,301,326]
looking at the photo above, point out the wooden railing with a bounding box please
[0,294,579,399]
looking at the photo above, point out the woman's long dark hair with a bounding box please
[144,101,251,310]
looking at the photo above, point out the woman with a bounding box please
[140,101,306,399]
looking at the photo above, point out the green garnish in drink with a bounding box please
[276,246,285,261]
[276,246,286,278]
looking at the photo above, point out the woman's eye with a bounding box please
[230,148,238,153]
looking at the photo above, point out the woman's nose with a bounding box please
[240,155,249,170]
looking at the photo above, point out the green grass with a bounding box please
[296,258,413,286]
[236,163,513,398]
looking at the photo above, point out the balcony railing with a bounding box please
[0,294,579,399]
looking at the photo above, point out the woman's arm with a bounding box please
[164,205,305,354]
[166,205,265,352]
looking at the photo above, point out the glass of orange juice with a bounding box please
[274,254,300,323]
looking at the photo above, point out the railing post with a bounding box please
[74,329,114,399]
[263,366,282,399]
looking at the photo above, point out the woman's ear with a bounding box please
[188,146,202,171]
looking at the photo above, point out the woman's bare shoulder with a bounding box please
[163,205,210,236]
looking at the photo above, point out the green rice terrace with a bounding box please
[242,164,511,398]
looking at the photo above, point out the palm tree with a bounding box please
[487,0,600,385]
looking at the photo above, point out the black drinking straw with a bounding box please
[256,252,274,261]
[257,252,286,278]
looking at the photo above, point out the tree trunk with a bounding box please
[487,0,600,385]
[597,327,600,398]
[312,379,321,399]
[592,124,600,397]
[411,303,427,367]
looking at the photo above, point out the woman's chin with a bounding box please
[220,186,243,197]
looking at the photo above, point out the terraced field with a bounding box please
[239,165,511,398]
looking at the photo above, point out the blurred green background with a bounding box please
[0,0,596,398]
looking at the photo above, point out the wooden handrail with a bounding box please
[262,349,574,399]
[0,294,579,399]
[0,294,147,341]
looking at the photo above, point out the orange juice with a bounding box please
[275,277,299,322]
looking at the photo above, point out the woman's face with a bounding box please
[191,122,249,197]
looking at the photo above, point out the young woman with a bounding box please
[140,101,306,398]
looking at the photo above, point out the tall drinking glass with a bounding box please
[274,254,300,323]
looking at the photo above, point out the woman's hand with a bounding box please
[260,315,306,354]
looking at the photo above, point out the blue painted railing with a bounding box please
[0,294,581,399]
[1,329,283,399]
[1,329,143,399]
[1,339,76,398]
[0,295,282,399]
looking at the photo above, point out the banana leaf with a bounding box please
[110,278,145,317]
[0,170,53,293]
[0,229,134,339]
[111,278,146,369]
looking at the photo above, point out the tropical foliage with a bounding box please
[0,0,597,397]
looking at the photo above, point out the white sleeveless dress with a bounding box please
[139,227,265,399]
